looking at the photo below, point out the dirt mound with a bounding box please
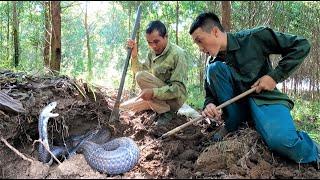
[0,70,319,179]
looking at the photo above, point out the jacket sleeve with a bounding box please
[131,55,149,75]
[256,27,311,83]
[203,74,218,110]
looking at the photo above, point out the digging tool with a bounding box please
[140,87,257,151]
[109,5,142,122]
[160,87,257,139]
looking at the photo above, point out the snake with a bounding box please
[38,101,140,175]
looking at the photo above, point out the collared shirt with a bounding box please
[131,42,188,103]
[204,26,310,109]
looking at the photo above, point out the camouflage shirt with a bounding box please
[131,42,188,103]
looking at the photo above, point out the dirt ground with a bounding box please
[0,70,319,179]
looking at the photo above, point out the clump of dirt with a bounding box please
[0,70,319,179]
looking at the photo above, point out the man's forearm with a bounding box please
[153,82,186,100]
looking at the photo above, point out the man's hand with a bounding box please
[127,39,138,58]
[202,103,222,122]
[251,75,277,93]
[138,88,154,101]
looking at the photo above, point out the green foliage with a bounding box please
[0,1,319,136]
[291,98,320,142]
[186,83,205,110]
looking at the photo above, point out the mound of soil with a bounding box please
[0,70,319,179]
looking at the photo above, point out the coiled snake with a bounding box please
[38,102,140,175]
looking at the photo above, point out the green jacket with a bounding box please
[131,42,188,103]
[205,26,310,109]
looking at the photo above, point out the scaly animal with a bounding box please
[37,101,140,175]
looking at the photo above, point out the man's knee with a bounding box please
[135,71,149,85]
[265,132,299,152]
[168,99,184,112]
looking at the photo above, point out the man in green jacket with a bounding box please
[189,12,319,166]
[120,20,188,125]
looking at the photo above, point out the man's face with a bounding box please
[191,27,221,57]
[146,30,168,55]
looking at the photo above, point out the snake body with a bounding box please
[81,137,140,175]
[38,102,60,164]
[38,102,140,175]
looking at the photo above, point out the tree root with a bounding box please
[0,137,34,163]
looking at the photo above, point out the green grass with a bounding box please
[291,98,320,143]
[186,84,205,110]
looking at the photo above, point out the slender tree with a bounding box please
[43,1,51,67]
[221,1,231,32]
[175,1,179,45]
[6,1,10,62]
[130,1,141,91]
[85,1,93,81]
[12,1,19,67]
[50,1,61,74]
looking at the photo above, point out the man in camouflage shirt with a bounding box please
[120,20,188,125]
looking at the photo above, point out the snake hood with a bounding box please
[40,102,58,118]
[38,101,59,163]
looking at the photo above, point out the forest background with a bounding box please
[0,1,319,141]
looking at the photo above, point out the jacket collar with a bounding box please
[227,33,240,52]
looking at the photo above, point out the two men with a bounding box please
[120,12,319,166]
[189,12,319,165]
[120,20,188,125]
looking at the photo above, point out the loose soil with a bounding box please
[0,70,319,179]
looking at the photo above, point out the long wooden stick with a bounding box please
[161,87,256,139]
[109,5,142,122]
[33,139,62,165]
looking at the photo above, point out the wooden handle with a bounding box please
[109,5,142,122]
[161,87,256,139]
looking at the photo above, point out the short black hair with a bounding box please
[146,20,167,38]
[189,12,225,34]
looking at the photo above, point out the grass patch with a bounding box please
[186,84,205,110]
[291,98,320,142]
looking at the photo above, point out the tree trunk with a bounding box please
[128,5,131,36]
[294,78,297,94]
[221,1,231,32]
[85,1,93,81]
[130,2,141,91]
[6,1,10,62]
[265,1,274,26]
[43,1,51,67]
[127,4,135,90]
[12,1,19,67]
[175,1,179,45]
[290,78,294,96]
[198,53,207,94]
[208,1,219,13]
[50,1,61,74]
[199,54,204,90]
[0,11,2,49]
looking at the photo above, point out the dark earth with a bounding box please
[0,70,319,179]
